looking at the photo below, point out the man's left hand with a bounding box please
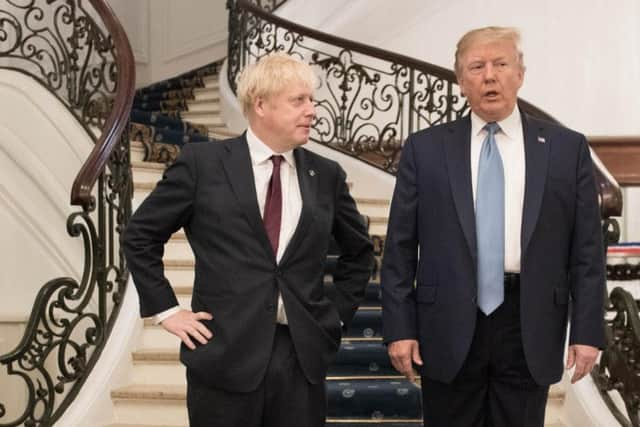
[566,344,599,384]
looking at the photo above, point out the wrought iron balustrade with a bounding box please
[0,0,134,426]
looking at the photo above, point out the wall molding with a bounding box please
[589,136,640,186]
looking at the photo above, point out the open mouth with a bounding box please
[484,90,499,100]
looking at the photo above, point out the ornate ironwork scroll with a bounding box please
[593,217,640,427]
[593,285,640,427]
[0,0,134,425]
[250,0,288,12]
[227,0,468,173]
[0,0,118,140]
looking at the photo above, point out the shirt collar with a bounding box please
[471,105,522,140]
[246,127,296,168]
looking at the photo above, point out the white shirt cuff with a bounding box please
[152,306,181,325]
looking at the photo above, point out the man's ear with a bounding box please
[456,76,465,97]
[253,96,266,118]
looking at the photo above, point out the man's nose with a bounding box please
[483,64,496,81]
[305,100,316,118]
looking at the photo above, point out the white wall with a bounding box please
[0,71,91,321]
[107,0,228,88]
[279,0,640,137]
[0,70,94,421]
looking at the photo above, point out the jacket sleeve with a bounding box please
[568,137,606,348]
[380,135,419,344]
[330,164,375,330]
[123,144,198,317]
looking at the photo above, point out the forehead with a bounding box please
[463,39,518,61]
[272,80,313,98]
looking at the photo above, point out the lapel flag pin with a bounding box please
[537,136,546,144]
[309,169,316,176]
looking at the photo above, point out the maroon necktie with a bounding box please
[263,155,283,257]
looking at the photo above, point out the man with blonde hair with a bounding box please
[382,26,604,426]
[124,52,374,426]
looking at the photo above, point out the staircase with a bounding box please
[106,64,568,427]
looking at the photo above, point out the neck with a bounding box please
[250,123,288,153]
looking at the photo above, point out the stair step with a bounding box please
[131,161,166,184]
[130,141,147,163]
[367,216,387,236]
[208,127,241,139]
[111,385,187,425]
[327,378,422,419]
[112,384,184,401]
[186,99,220,112]
[203,75,218,86]
[179,111,224,126]
[193,87,220,102]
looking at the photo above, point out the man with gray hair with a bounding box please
[124,52,374,426]
[381,26,605,426]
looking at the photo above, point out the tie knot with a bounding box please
[484,122,500,136]
[271,155,284,168]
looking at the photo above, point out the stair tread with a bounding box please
[131,161,167,171]
[105,424,186,427]
[187,98,220,106]
[112,384,185,400]
[181,108,221,115]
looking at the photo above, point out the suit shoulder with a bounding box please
[528,115,585,142]
[409,118,465,142]
[181,136,240,156]
[298,146,342,172]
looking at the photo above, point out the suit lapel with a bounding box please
[221,135,274,259]
[279,147,316,266]
[521,113,550,256]
[444,116,477,263]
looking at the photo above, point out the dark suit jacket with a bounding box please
[381,112,605,385]
[123,135,374,392]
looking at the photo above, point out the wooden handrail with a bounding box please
[70,0,136,209]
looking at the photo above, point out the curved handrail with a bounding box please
[71,0,135,209]
[229,0,622,218]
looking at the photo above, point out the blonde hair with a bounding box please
[236,52,317,117]
[454,26,525,76]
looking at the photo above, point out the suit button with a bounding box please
[275,269,282,277]
[267,304,276,312]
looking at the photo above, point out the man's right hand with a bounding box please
[160,309,213,350]
[388,339,423,381]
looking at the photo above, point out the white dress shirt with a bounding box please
[470,106,525,273]
[153,127,302,324]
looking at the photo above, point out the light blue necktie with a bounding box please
[476,122,505,315]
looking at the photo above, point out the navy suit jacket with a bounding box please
[381,112,605,385]
[124,135,374,392]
